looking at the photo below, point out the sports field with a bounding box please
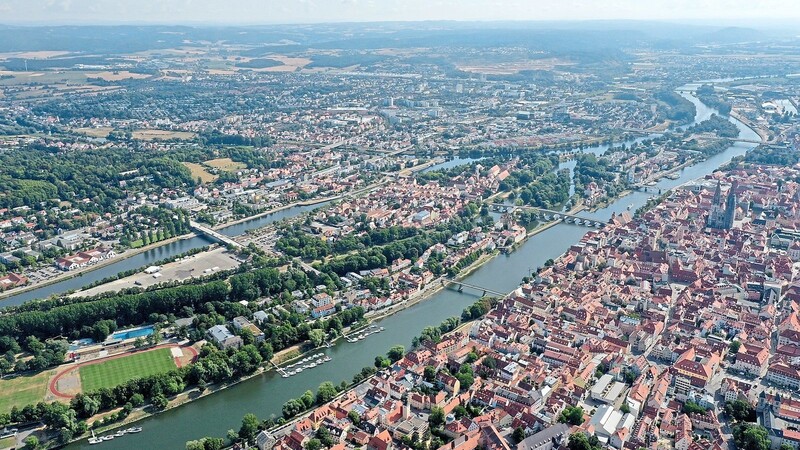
[0,369,54,414]
[79,348,176,392]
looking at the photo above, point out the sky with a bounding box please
[1,0,800,25]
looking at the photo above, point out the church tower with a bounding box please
[708,180,736,230]
[707,181,725,228]
[723,181,737,229]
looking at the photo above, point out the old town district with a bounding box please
[259,164,800,450]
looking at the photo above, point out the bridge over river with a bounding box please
[489,204,606,227]
[441,279,507,297]
[189,221,242,249]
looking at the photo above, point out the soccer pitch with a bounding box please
[79,348,177,392]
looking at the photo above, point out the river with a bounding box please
[62,92,758,449]
[0,202,331,308]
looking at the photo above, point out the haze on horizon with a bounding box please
[2,0,800,25]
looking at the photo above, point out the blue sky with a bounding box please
[2,0,799,24]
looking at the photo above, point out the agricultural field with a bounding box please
[74,126,114,138]
[85,71,150,81]
[183,162,218,183]
[79,348,176,392]
[131,129,197,141]
[0,369,55,414]
[204,157,247,172]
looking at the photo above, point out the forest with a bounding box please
[696,84,733,116]
[573,153,625,199]
[314,216,479,277]
[0,145,198,210]
[744,146,800,166]
[687,114,740,138]
[654,90,697,124]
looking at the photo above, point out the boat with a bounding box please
[308,363,316,368]
[316,358,324,364]
[324,356,332,362]
[282,373,290,378]
[126,427,142,433]
[296,367,303,373]
[89,430,101,445]
[627,204,633,210]
[102,435,115,441]
[114,430,126,437]
[379,327,385,331]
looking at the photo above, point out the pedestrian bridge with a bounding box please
[441,279,506,297]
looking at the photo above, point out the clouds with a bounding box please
[2,0,799,24]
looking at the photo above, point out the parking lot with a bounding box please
[72,247,241,297]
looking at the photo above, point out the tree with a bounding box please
[682,401,707,415]
[238,413,260,442]
[429,406,445,428]
[729,340,741,355]
[513,426,526,443]
[316,426,335,448]
[282,398,305,419]
[733,423,770,450]
[315,381,338,405]
[620,403,631,414]
[779,444,794,450]
[24,336,45,355]
[186,440,206,450]
[23,435,39,450]
[130,393,145,407]
[308,329,325,348]
[305,439,322,450]
[558,406,585,425]
[152,394,168,410]
[348,410,361,425]
[568,433,602,450]
[724,400,755,422]
[387,345,405,362]
[424,366,437,382]
[456,364,475,391]
[300,390,315,409]
[374,355,390,368]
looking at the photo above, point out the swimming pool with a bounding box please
[109,326,154,341]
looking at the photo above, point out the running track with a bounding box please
[49,343,199,399]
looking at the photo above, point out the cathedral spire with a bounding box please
[712,180,722,205]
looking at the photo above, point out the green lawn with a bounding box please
[0,369,54,414]
[0,435,16,449]
[80,348,176,392]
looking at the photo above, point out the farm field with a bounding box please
[0,369,55,414]
[204,157,247,172]
[79,348,176,392]
[131,129,197,140]
[183,162,218,183]
[75,126,113,138]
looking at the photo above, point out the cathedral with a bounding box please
[707,181,737,229]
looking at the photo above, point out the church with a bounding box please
[707,181,737,229]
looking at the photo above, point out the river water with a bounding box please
[60,93,758,449]
[0,203,331,307]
